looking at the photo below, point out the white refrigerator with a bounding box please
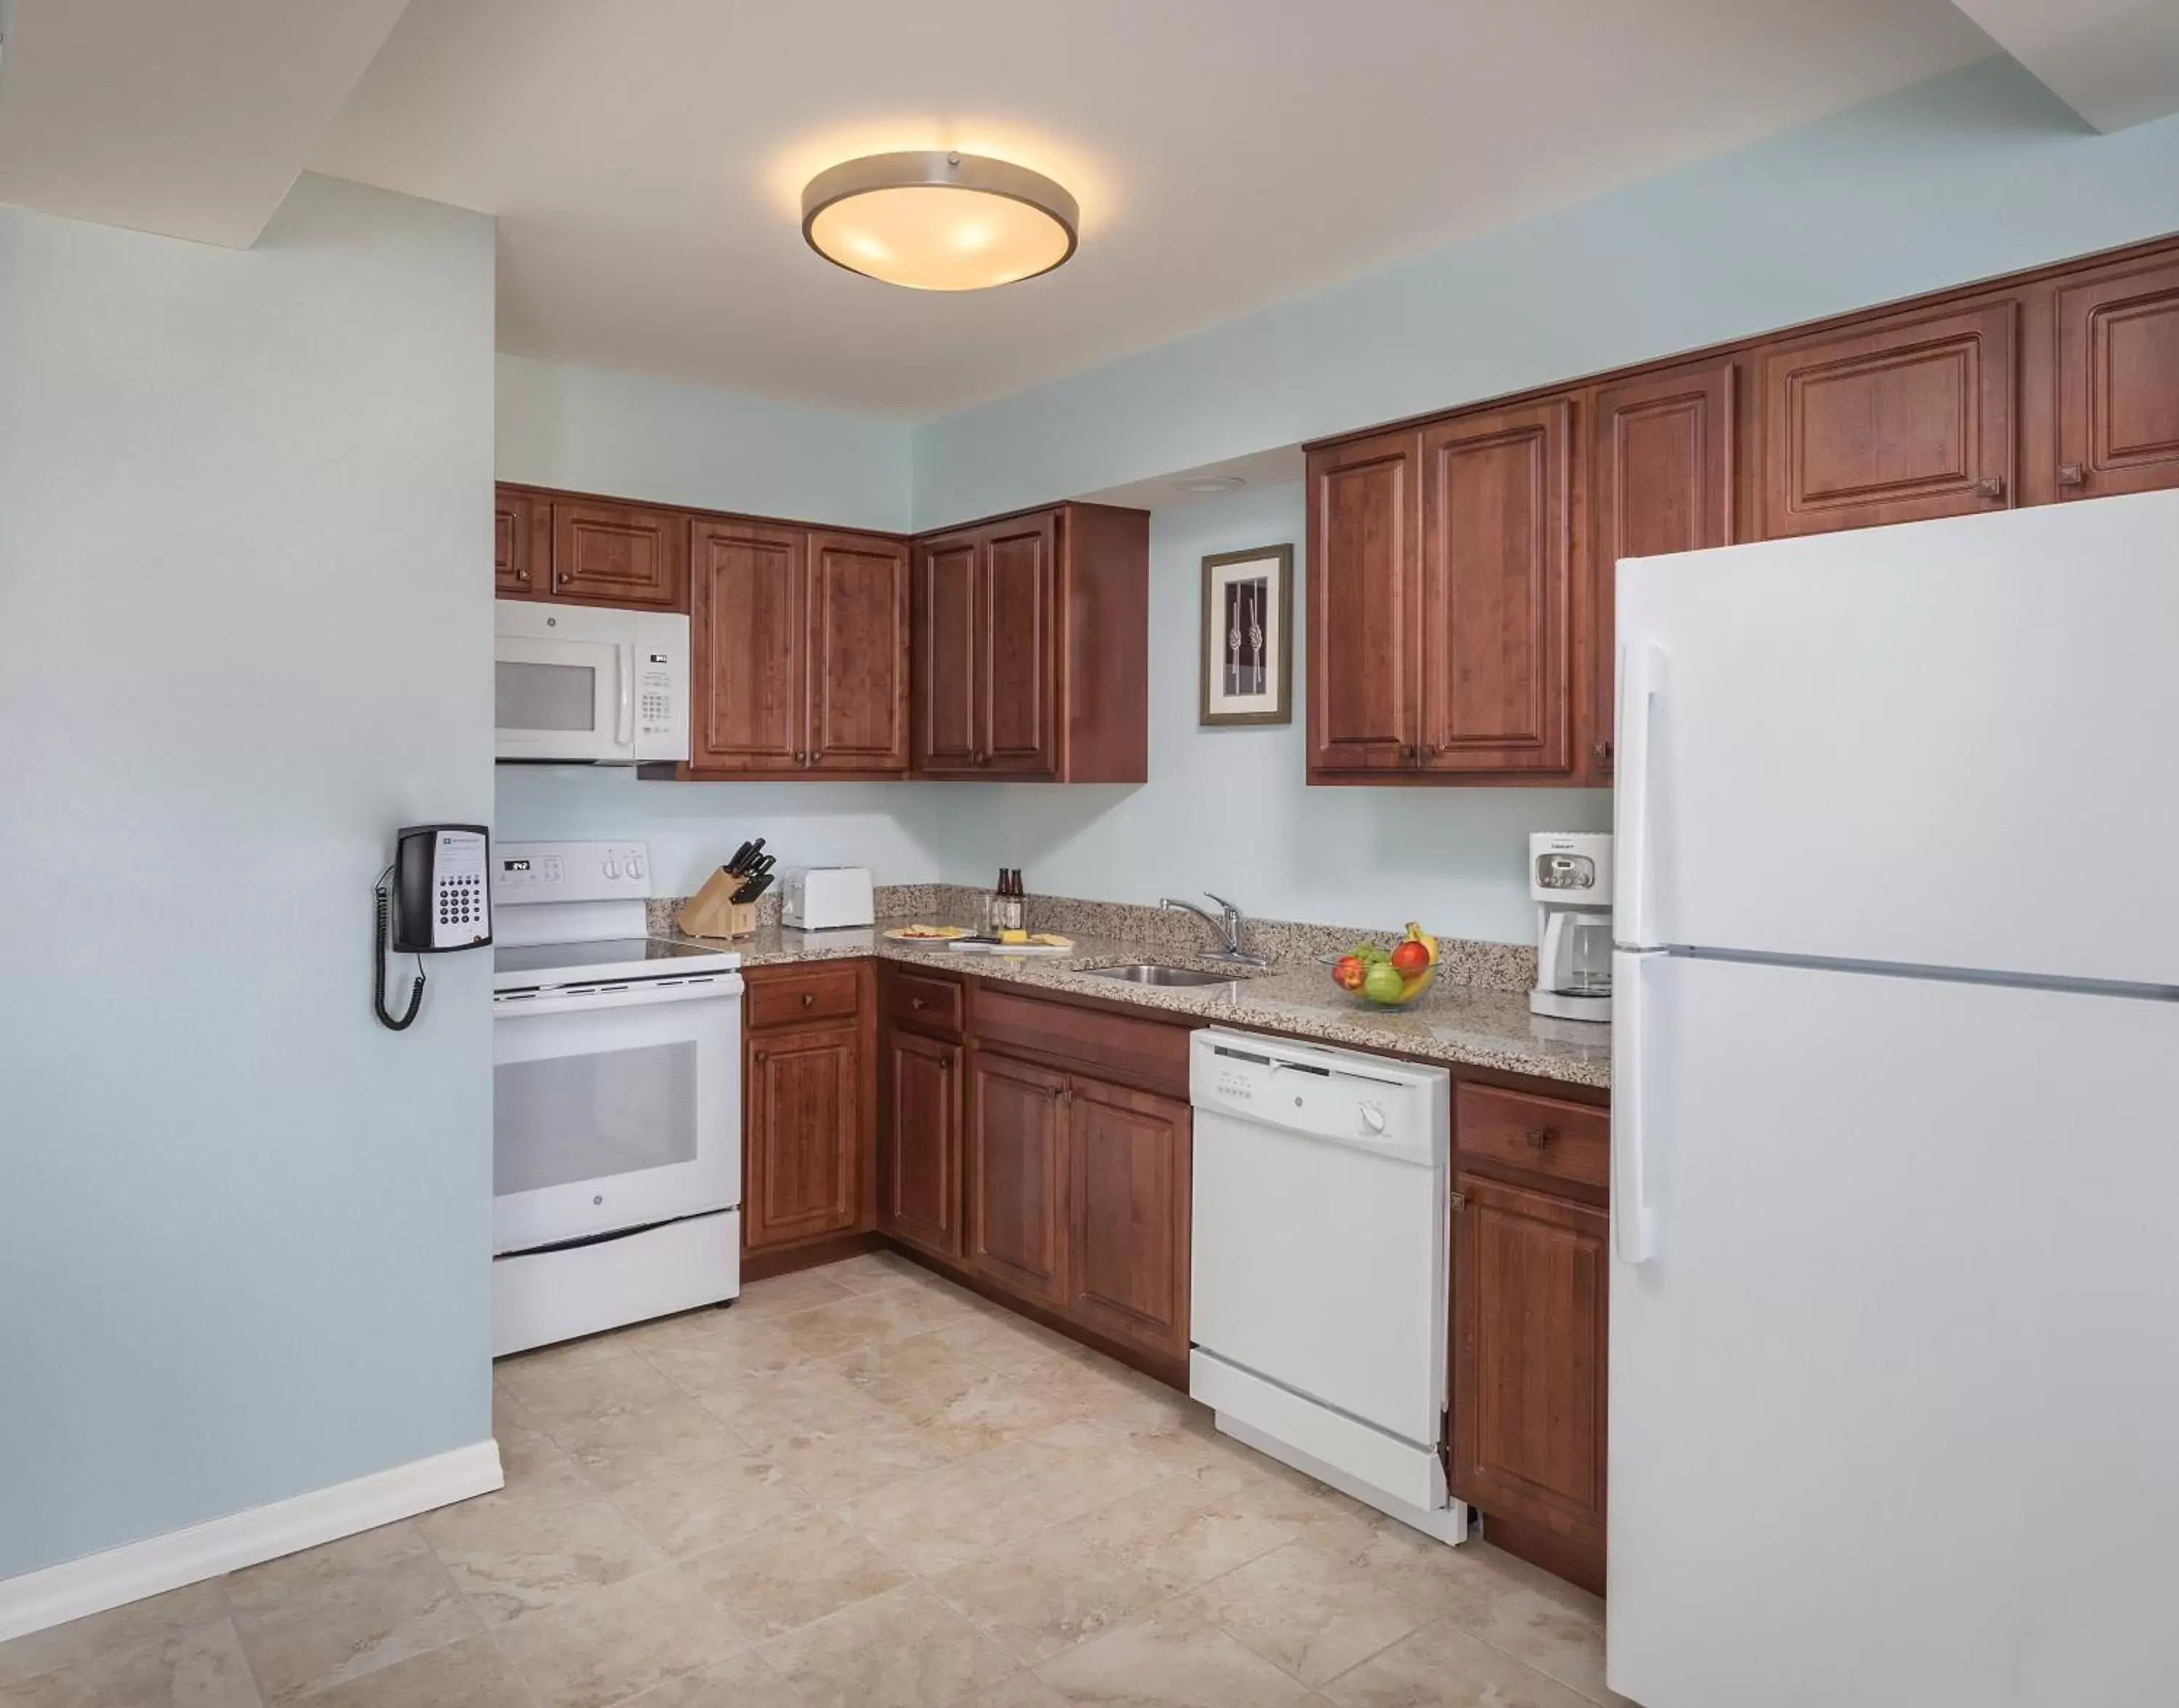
[1607,489,2179,1708]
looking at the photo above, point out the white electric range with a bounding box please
[490,839,744,1356]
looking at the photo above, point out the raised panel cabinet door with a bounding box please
[914,532,981,773]
[1417,401,1574,776]
[2057,255,2179,500]
[807,530,910,773]
[744,1025,861,1250]
[1307,431,1420,772]
[495,489,545,596]
[880,1030,961,1258]
[981,514,1059,776]
[1451,1174,1607,1562]
[689,519,807,772]
[1588,362,1737,779]
[966,1052,1069,1305]
[550,499,689,608]
[1064,1076,1190,1359]
[1759,300,2016,537]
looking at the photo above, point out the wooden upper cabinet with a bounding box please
[550,498,689,608]
[967,1051,1069,1305]
[690,518,806,772]
[1418,401,1574,776]
[911,504,1141,782]
[2056,253,2179,500]
[807,531,910,773]
[744,1023,862,1251]
[981,515,1059,776]
[1758,300,2016,536]
[495,489,545,597]
[1452,1174,1609,1580]
[915,532,982,773]
[880,1029,962,1260]
[1588,361,1737,780]
[1307,430,1420,773]
[1064,1077,1191,1360]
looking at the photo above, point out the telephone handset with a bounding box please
[375,825,493,1031]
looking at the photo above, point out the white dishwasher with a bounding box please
[1189,1028,1466,1544]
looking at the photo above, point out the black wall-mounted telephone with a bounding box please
[375,825,493,1031]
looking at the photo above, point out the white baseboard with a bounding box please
[0,1439,503,1643]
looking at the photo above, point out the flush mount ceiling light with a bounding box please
[1174,475,1248,495]
[801,151,1079,291]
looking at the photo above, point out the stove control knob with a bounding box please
[1359,1102,1387,1135]
[628,855,646,881]
[603,855,621,879]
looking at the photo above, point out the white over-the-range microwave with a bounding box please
[495,599,689,764]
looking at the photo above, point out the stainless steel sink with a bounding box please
[1084,963,1245,988]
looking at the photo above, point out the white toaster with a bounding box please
[781,866,875,930]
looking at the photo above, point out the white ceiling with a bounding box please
[0,0,405,248]
[1949,0,2179,131]
[313,0,1995,421]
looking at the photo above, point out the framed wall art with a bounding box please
[1199,543,1293,726]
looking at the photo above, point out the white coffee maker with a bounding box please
[1528,831,1612,1023]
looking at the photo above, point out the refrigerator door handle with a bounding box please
[1612,950,1657,1264]
[1614,640,1665,948]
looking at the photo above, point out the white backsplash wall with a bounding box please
[493,766,955,899]
[914,481,1610,943]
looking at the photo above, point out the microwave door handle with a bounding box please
[616,644,636,748]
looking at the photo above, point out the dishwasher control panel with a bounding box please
[1190,1029,1449,1166]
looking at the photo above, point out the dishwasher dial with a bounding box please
[1359,1101,1387,1134]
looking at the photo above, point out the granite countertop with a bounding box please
[675,914,1611,1091]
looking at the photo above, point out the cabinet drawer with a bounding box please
[747,964,863,1030]
[886,969,964,1036]
[1456,1081,1608,1191]
[973,986,1193,1099]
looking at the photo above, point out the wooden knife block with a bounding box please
[677,868,757,940]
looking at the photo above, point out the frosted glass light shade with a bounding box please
[802,152,1078,291]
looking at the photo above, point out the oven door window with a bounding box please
[495,1038,697,1195]
[492,992,739,1254]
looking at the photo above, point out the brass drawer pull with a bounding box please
[1525,1128,1557,1150]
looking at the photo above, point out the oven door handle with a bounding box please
[494,975,745,1016]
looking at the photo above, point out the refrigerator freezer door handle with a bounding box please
[1612,951,1657,1264]
[1614,640,1665,948]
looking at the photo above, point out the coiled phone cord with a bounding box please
[373,866,426,1031]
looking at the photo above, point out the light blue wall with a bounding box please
[498,354,911,531]
[910,57,2179,528]
[0,176,497,1579]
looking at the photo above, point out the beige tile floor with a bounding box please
[0,1253,1627,1708]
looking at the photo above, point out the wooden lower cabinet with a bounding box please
[1451,1172,1609,1590]
[744,1024,863,1250]
[966,1051,1071,1305]
[880,1029,962,1259]
[1063,1077,1191,1360]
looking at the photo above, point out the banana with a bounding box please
[1405,920,1440,967]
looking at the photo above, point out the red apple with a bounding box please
[1390,939,1430,977]
[1333,954,1366,992]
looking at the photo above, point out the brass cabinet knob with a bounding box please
[754,1049,768,1063]
[1976,475,2005,500]
[910,996,928,1009]
[1592,739,1613,763]
[1397,744,1416,763]
[2058,461,2086,488]
[1421,744,1439,760]
[800,992,816,1007]
[1525,1128,1556,1150]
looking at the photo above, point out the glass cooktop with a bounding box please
[493,937,727,977]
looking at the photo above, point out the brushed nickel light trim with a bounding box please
[800,150,1079,290]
